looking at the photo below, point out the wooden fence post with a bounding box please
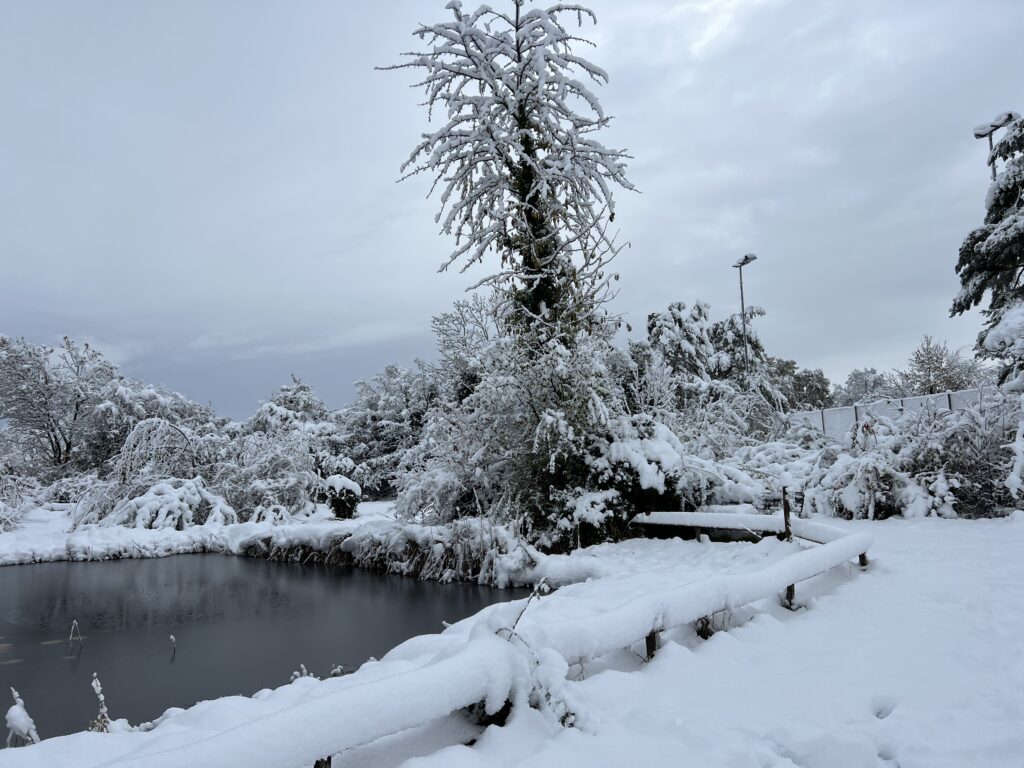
[645,630,659,661]
[782,488,793,542]
[859,552,870,568]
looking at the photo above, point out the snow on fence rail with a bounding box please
[8,515,872,768]
[789,386,995,441]
[98,637,525,768]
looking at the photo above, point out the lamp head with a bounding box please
[973,111,1020,139]
[733,253,758,268]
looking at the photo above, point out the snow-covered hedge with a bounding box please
[725,394,1021,520]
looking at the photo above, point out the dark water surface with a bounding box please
[0,555,524,738]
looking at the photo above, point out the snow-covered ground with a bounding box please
[3,514,1021,767]
[437,516,1024,768]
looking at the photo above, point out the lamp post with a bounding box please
[733,253,757,386]
[973,111,1020,180]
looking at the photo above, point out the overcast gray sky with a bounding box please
[0,0,1019,417]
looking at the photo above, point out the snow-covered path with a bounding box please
[418,516,1024,768]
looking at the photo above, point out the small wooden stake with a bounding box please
[644,630,659,661]
[784,583,796,609]
[782,488,793,542]
[859,552,870,568]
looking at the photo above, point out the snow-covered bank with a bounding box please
[0,504,374,569]
[0,502,611,587]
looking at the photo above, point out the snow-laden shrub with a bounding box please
[43,471,102,505]
[71,378,360,528]
[395,325,637,547]
[571,414,761,543]
[229,378,360,520]
[790,396,1019,519]
[341,517,538,586]
[340,362,438,499]
[5,687,40,747]
[0,474,41,531]
[76,476,237,529]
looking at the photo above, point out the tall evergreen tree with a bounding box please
[952,112,1024,354]
[791,368,832,410]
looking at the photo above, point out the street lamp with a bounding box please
[733,253,757,386]
[973,111,1020,180]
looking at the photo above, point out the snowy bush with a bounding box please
[226,378,359,520]
[75,477,237,529]
[67,377,360,528]
[395,324,638,547]
[0,474,41,532]
[340,363,437,499]
[5,687,40,747]
[788,396,1019,519]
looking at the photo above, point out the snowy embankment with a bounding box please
[0,502,531,582]
[0,504,369,568]
[0,502,593,587]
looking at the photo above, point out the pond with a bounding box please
[0,555,525,739]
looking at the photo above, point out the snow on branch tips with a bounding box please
[6,688,40,748]
[383,0,634,337]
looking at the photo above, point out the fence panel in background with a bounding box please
[790,387,991,442]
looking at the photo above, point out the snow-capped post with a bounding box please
[169,634,176,658]
[783,489,797,609]
[69,618,83,646]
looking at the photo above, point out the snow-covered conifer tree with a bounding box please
[340,363,438,498]
[953,112,1024,359]
[895,335,984,395]
[791,368,832,410]
[646,301,716,383]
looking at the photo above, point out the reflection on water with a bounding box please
[0,555,523,738]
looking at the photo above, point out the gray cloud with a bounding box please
[0,0,1018,417]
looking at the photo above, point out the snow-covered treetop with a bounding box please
[953,111,1023,329]
[386,1,633,334]
[247,376,330,434]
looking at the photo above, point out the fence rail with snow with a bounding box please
[789,386,997,441]
[18,514,871,768]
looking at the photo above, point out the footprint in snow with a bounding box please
[872,695,898,720]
